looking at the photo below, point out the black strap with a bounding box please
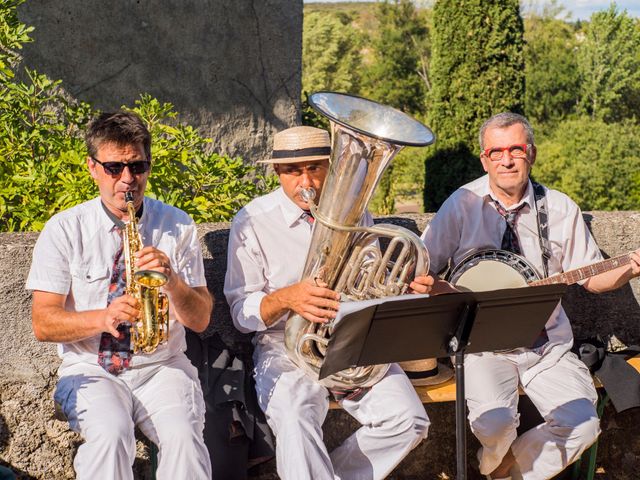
[272,146,331,159]
[532,181,551,278]
[575,337,640,413]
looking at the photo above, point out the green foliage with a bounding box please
[425,0,526,211]
[0,1,273,232]
[534,117,640,210]
[362,0,430,214]
[302,10,363,129]
[129,95,274,223]
[0,67,94,231]
[524,2,580,124]
[577,4,640,122]
[362,0,429,115]
[0,0,33,80]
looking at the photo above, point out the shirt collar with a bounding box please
[98,196,146,233]
[277,187,308,228]
[484,177,534,211]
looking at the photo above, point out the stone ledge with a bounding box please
[1,212,639,479]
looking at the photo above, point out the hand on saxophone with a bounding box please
[102,295,140,337]
[135,246,175,287]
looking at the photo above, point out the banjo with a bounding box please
[447,249,634,292]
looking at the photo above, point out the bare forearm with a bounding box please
[167,282,213,332]
[260,288,292,327]
[584,264,636,294]
[32,305,104,343]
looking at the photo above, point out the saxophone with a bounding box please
[284,92,435,389]
[123,192,170,354]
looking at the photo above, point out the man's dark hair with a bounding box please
[85,111,151,161]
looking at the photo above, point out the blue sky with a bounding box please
[303,1,640,21]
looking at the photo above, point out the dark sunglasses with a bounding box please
[91,157,151,175]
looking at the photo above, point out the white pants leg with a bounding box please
[55,355,211,480]
[254,338,334,480]
[331,363,430,480]
[464,352,521,476]
[465,349,600,480]
[55,363,138,480]
[254,338,429,480]
[132,354,211,480]
[513,352,600,480]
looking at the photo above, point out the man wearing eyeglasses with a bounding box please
[26,111,213,479]
[224,125,432,480]
[422,112,640,480]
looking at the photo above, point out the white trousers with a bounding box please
[253,337,429,480]
[54,353,211,480]
[465,348,600,480]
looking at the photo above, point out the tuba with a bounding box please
[284,92,435,389]
[123,192,170,354]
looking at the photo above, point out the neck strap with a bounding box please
[532,181,551,278]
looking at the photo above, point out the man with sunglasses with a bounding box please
[27,111,213,479]
[224,126,433,480]
[421,112,640,480]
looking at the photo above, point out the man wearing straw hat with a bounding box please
[224,125,436,480]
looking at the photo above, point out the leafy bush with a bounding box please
[534,117,640,210]
[0,0,274,231]
[130,96,276,223]
[425,0,525,211]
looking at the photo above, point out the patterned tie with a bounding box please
[302,210,315,225]
[493,201,525,254]
[97,227,133,375]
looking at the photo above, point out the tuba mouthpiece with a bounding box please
[300,188,316,203]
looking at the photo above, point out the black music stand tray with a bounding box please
[318,284,567,480]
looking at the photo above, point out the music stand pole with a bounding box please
[448,303,473,480]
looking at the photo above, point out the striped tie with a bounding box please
[493,201,525,254]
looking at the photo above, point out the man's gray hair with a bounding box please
[479,112,535,150]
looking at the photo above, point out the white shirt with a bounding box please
[421,175,603,381]
[26,196,207,367]
[224,187,373,340]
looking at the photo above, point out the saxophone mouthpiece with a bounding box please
[124,191,134,203]
[300,188,316,203]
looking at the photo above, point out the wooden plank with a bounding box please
[328,355,640,409]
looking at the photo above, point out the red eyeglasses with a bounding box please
[92,157,151,175]
[482,144,532,161]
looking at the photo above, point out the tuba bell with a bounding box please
[284,92,435,389]
[123,192,170,354]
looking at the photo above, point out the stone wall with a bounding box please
[17,0,302,162]
[1,212,639,479]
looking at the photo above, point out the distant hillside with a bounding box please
[304,2,380,31]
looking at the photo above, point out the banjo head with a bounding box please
[447,249,541,292]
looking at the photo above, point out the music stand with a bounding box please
[319,284,567,480]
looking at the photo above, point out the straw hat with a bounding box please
[399,358,454,386]
[259,126,331,164]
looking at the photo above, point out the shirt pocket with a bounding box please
[70,263,111,310]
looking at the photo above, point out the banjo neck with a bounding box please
[529,253,632,287]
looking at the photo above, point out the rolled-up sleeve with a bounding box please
[224,214,270,334]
